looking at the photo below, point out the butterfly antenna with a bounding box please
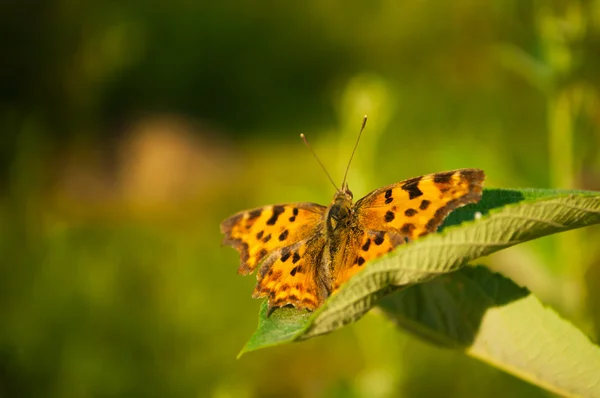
[300,133,340,191]
[341,115,368,188]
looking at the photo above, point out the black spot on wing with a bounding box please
[401,177,423,200]
[266,205,285,226]
[401,223,415,235]
[384,211,395,222]
[290,267,297,276]
[278,230,289,241]
[292,252,301,264]
[404,208,417,217]
[281,250,291,262]
[280,283,290,291]
[357,257,365,266]
[419,200,431,210]
[271,270,282,280]
[262,234,271,243]
[248,209,262,220]
[433,171,455,184]
[256,230,264,240]
[374,232,385,245]
[385,197,393,204]
[362,239,371,251]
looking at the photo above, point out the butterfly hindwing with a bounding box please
[355,169,485,240]
[331,229,404,292]
[220,203,326,274]
[253,236,328,310]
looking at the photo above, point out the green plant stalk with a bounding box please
[548,89,585,316]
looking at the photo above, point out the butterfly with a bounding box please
[220,116,485,311]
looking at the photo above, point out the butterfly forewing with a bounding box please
[355,169,485,239]
[220,203,326,274]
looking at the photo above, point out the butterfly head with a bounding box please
[340,182,353,200]
[328,186,354,232]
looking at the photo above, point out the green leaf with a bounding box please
[378,266,600,397]
[238,303,312,357]
[240,188,600,356]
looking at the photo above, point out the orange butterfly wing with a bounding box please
[252,236,328,310]
[220,203,328,309]
[332,169,485,291]
[330,229,405,292]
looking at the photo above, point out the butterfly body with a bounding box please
[325,188,354,272]
[221,168,485,311]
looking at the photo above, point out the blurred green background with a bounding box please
[1,1,600,397]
